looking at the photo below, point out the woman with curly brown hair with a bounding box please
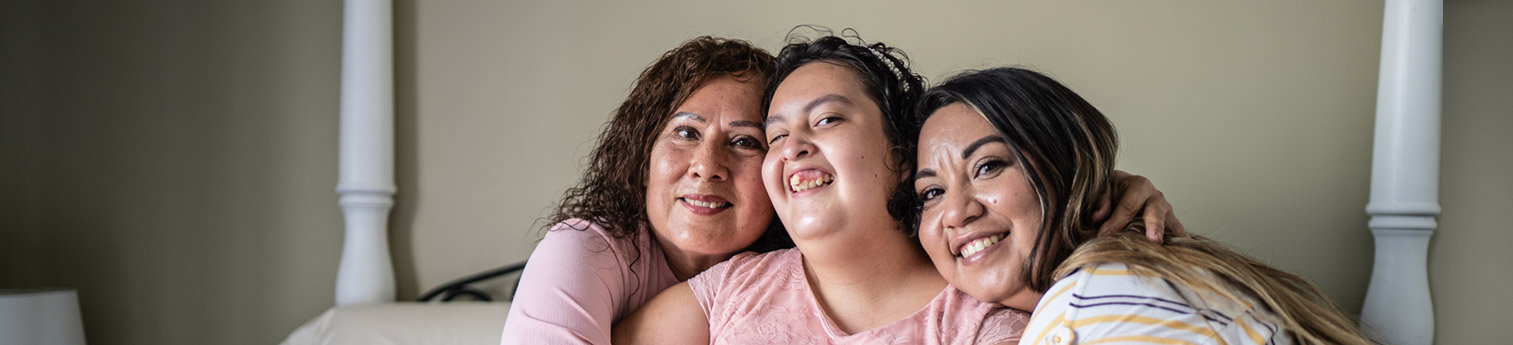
[501,36,788,345]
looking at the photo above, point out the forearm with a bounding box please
[612,283,709,345]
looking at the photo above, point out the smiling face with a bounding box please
[914,103,1044,309]
[645,76,774,258]
[763,62,899,240]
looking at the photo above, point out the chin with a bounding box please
[959,271,1017,304]
[782,212,837,240]
[973,285,1015,305]
[673,237,742,255]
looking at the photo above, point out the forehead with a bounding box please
[770,62,871,110]
[920,103,997,159]
[674,76,764,123]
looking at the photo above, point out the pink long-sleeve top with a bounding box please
[500,219,678,345]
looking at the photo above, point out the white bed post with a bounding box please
[1360,0,1441,343]
[335,0,396,305]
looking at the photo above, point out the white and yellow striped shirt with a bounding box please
[1017,263,1292,345]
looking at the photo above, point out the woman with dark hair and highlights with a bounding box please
[614,29,1181,345]
[912,67,1370,345]
[501,36,792,345]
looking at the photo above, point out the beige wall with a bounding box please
[1,1,345,344]
[1433,0,1513,343]
[2,0,1508,344]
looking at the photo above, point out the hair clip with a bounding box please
[866,46,904,85]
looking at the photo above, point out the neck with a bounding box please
[653,236,731,282]
[799,227,940,290]
[796,223,947,333]
[1001,290,1045,313]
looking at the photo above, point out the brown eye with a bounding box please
[918,187,944,202]
[674,126,699,140]
[731,135,764,150]
[975,159,1007,178]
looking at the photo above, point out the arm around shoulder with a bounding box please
[612,282,708,345]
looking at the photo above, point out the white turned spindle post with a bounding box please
[336,0,396,305]
[1361,0,1441,344]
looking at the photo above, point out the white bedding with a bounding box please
[281,302,509,345]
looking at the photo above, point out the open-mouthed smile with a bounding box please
[953,231,1008,262]
[787,169,835,193]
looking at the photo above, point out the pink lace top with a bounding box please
[688,248,1029,345]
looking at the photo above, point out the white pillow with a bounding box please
[281,302,510,345]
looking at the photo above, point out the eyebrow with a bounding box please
[677,111,762,130]
[915,169,937,181]
[763,94,854,127]
[729,120,763,130]
[962,135,1006,159]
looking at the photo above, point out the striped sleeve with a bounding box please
[1017,263,1291,345]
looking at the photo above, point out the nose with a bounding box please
[688,137,729,181]
[776,134,815,161]
[940,184,984,231]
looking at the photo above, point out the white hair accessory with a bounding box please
[866,46,904,83]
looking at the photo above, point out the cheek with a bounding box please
[734,158,773,211]
[647,145,682,185]
[916,215,955,270]
[1010,191,1043,226]
[644,157,667,199]
[986,181,1042,226]
[761,154,785,200]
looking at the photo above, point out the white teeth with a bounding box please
[789,174,835,193]
[959,234,1005,258]
[682,198,727,209]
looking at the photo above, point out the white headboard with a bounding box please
[1359,0,1443,344]
[335,0,396,306]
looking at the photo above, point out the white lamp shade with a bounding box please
[0,289,86,345]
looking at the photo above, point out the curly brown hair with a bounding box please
[550,36,789,252]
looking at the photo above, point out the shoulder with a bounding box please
[537,218,654,265]
[701,248,797,278]
[528,219,677,311]
[613,282,710,345]
[935,287,1030,345]
[1020,262,1286,345]
[503,219,653,344]
[545,218,617,243]
[688,248,798,293]
[979,302,1031,343]
[686,249,803,318]
[1048,262,1227,319]
[1018,262,1175,345]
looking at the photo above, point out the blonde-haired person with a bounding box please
[911,67,1372,345]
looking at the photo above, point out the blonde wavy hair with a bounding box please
[1061,231,1373,344]
[917,67,1373,344]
